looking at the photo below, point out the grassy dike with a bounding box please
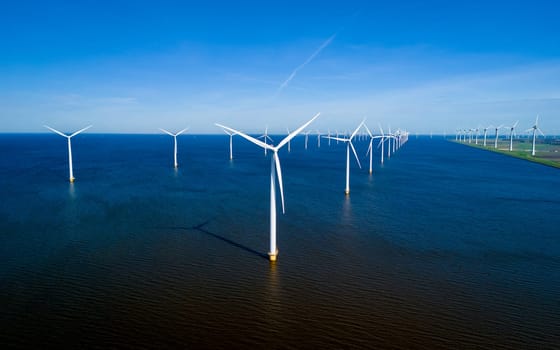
[450,140,560,169]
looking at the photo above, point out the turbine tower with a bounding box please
[215,113,319,262]
[44,125,92,182]
[160,127,189,168]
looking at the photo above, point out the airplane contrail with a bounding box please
[276,33,337,95]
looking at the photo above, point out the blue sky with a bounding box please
[1,0,559,134]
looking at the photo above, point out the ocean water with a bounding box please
[0,134,559,348]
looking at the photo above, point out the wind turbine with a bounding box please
[482,125,491,146]
[222,129,237,160]
[258,127,274,156]
[378,125,386,164]
[326,121,364,195]
[474,127,480,144]
[525,116,545,156]
[494,124,504,149]
[508,121,518,151]
[215,113,319,262]
[316,130,322,148]
[44,125,92,182]
[364,124,384,174]
[303,131,310,150]
[160,127,189,168]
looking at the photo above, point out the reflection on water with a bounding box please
[68,182,75,198]
[341,195,353,224]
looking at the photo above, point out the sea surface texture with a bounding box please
[1,134,559,348]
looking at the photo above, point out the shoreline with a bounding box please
[450,140,560,169]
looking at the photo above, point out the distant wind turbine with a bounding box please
[364,124,384,174]
[215,113,320,262]
[378,125,386,164]
[326,120,364,195]
[160,127,189,168]
[222,129,237,160]
[304,131,310,150]
[483,125,491,146]
[494,125,504,149]
[508,121,519,151]
[258,127,274,156]
[525,116,545,156]
[44,125,92,182]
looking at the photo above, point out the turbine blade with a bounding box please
[44,125,68,138]
[275,112,320,150]
[176,127,189,136]
[274,152,285,214]
[538,128,545,137]
[70,125,92,137]
[363,123,373,137]
[350,141,361,169]
[378,123,384,136]
[513,120,519,128]
[366,141,372,156]
[350,119,365,140]
[215,123,273,150]
[159,128,175,136]
[325,136,349,142]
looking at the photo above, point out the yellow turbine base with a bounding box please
[344,190,350,195]
[69,178,75,183]
[268,249,279,262]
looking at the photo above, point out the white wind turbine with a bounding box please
[325,121,364,195]
[222,129,237,160]
[364,124,384,174]
[493,124,504,149]
[316,130,322,148]
[386,126,397,159]
[482,125,491,146]
[259,127,274,156]
[215,113,319,262]
[160,127,189,168]
[474,127,480,144]
[304,131,311,150]
[508,121,519,151]
[378,125,386,164]
[44,125,92,182]
[525,116,545,156]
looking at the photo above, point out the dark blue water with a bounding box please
[1,134,559,348]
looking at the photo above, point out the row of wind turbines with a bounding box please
[214,116,408,262]
[455,116,545,156]
[43,116,409,262]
